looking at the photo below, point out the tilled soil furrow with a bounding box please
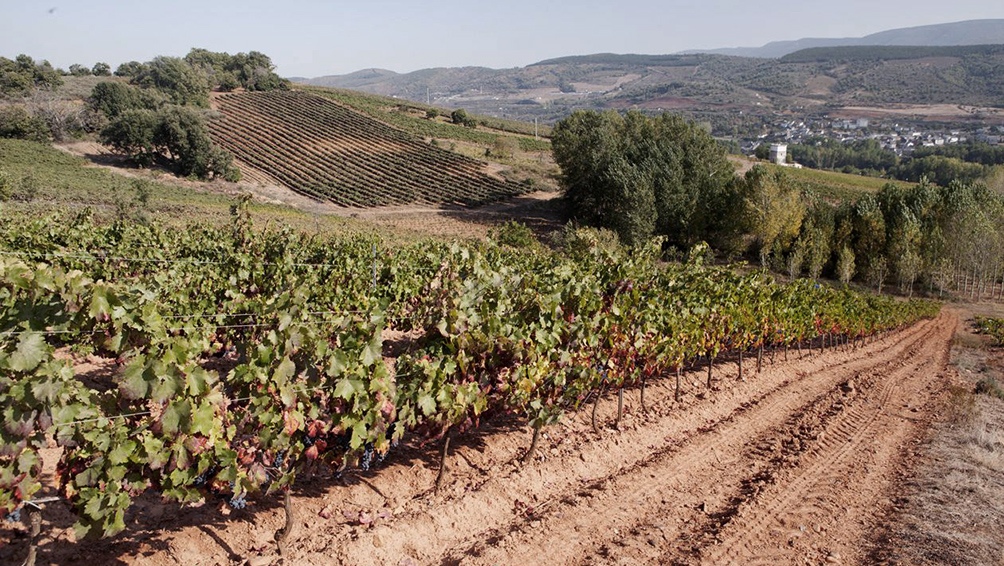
[694,312,955,566]
[435,317,946,566]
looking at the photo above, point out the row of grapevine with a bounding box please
[209,91,532,207]
[0,207,939,557]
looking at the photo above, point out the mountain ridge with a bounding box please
[293,20,1004,134]
[686,19,1004,58]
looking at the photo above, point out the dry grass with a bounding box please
[873,312,1004,565]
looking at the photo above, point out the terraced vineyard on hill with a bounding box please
[209,91,531,207]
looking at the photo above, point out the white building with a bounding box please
[770,143,787,165]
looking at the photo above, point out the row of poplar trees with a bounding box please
[552,109,1004,296]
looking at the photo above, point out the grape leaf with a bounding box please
[9,333,46,372]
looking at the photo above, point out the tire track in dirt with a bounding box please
[445,313,951,566]
[691,311,957,566]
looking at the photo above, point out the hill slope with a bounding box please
[208,91,532,208]
[298,42,1004,134]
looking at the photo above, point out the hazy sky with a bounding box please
[3,1,1004,77]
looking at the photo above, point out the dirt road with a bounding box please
[3,310,958,565]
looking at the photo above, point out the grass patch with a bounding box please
[947,383,979,421]
[767,164,914,202]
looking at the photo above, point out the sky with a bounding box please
[3,0,1004,78]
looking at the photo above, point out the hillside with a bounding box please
[299,35,1004,135]
[207,91,534,207]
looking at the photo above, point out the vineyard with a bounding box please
[0,201,942,563]
[208,91,532,207]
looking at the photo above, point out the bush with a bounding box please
[488,220,538,249]
[0,105,50,142]
[451,108,477,128]
[975,377,1004,401]
[553,224,623,258]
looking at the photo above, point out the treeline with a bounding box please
[0,48,288,180]
[0,55,89,143]
[788,139,1000,187]
[553,109,1004,295]
[781,44,1004,63]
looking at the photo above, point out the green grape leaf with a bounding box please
[119,361,150,400]
[161,401,191,435]
[191,402,216,436]
[9,332,46,372]
[417,393,436,416]
[333,378,359,400]
[108,441,136,466]
[361,335,382,367]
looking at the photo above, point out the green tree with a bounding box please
[0,105,50,141]
[0,54,63,96]
[68,63,91,77]
[742,165,805,266]
[88,81,165,118]
[100,108,160,166]
[451,108,476,128]
[801,202,834,280]
[101,105,238,180]
[91,62,112,76]
[851,194,886,286]
[551,109,738,250]
[114,61,148,77]
[133,56,209,107]
[837,246,855,285]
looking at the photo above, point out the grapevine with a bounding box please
[0,207,940,560]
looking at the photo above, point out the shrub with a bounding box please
[975,377,1004,401]
[0,105,50,142]
[488,220,538,249]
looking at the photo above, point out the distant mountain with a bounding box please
[687,19,1004,58]
[293,21,1004,135]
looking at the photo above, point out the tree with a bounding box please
[101,105,239,180]
[24,89,85,141]
[851,194,886,285]
[0,105,50,142]
[185,48,288,92]
[92,62,112,76]
[0,54,62,96]
[132,57,209,107]
[89,81,163,118]
[551,109,738,250]
[800,202,834,280]
[741,165,805,266]
[114,61,148,77]
[100,109,160,166]
[451,109,476,128]
[837,246,855,285]
[68,64,91,77]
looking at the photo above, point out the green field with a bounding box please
[770,163,912,202]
